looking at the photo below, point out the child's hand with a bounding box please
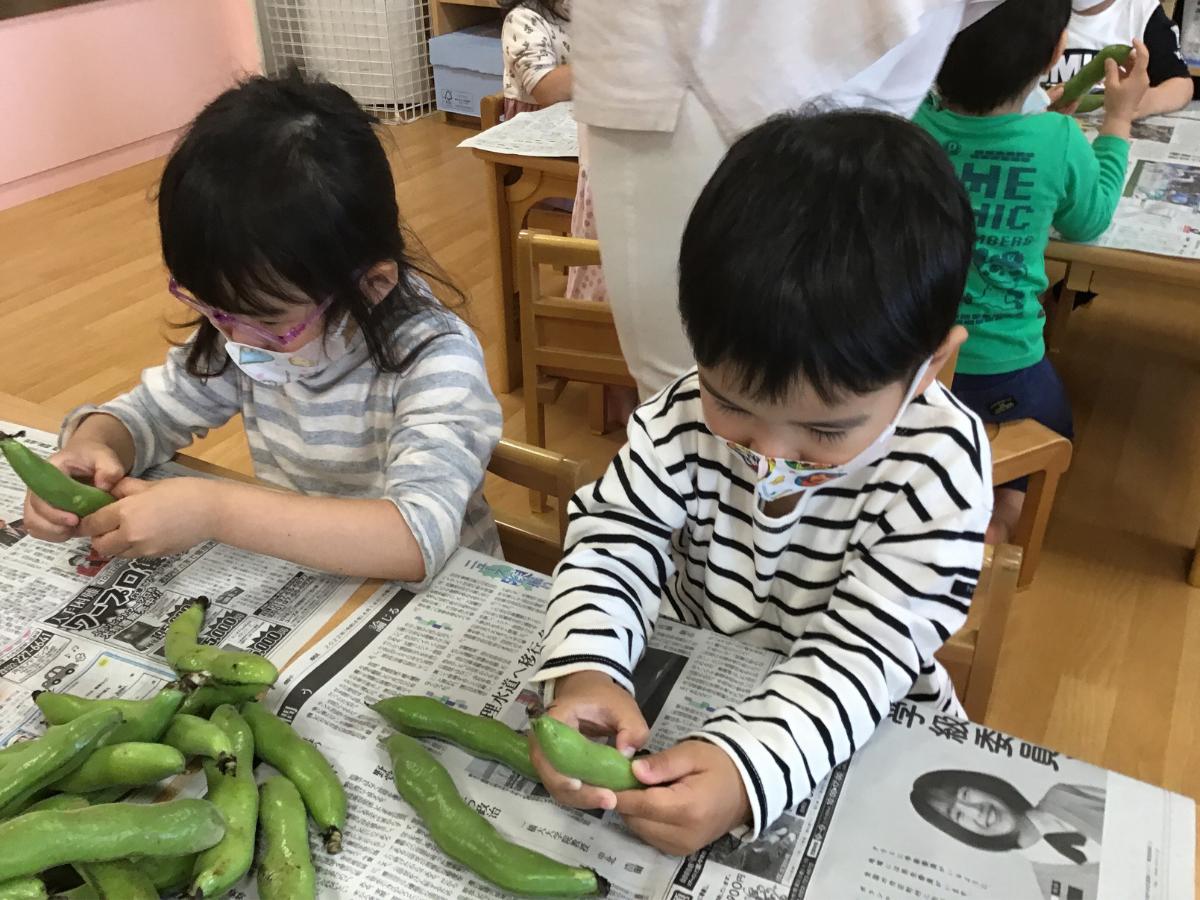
[1045,84,1081,115]
[21,442,126,542]
[79,476,219,558]
[615,739,751,856]
[1101,39,1150,137]
[528,669,649,811]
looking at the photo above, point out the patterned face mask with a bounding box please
[727,360,932,502]
[224,316,354,386]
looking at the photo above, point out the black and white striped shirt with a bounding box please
[536,370,992,836]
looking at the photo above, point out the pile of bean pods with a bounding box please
[0,598,346,899]
[371,694,642,897]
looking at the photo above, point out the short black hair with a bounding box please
[910,769,1033,852]
[678,107,974,404]
[936,0,1071,113]
[159,70,459,378]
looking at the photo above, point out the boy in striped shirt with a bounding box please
[529,109,993,854]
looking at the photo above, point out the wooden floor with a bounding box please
[3,118,1200,832]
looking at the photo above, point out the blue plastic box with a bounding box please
[429,23,503,116]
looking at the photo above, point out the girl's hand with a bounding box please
[22,441,127,542]
[528,670,650,811]
[615,739,752,856]
[79,477,220,558]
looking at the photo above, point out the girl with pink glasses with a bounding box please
[21,72,503,584]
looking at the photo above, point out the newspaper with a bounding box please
[1070,103,1200,258]
[458,101,578,157]
[231,548,1194,900]
[0,420,364,748]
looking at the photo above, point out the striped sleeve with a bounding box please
[534,408,692,692]
[62,342,241,474]
[383,326,502,588]
[694,426,991,837]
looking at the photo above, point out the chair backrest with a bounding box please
[518,231,637,391]
[487,437,582,574]
[480,92,503,131]
[936,543,1022,722]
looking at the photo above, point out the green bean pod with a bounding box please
[0,709,123,815]
[386,733,607,897]
[136,853,196,893]
[371,695,541,782]
[22,795,87,814]
[177,683,268,717]
[527,709,641,792]
[0,876,45,900]
[72,860,157,900]
[256,776,316,900]
[165,598,279,686]
[1075,93,1105,113]
[240,701,345,854]
[1051,44,1132,110]
[0,432,114,517]
[162,714,237,775]
[33,687,184,744]
[48,742,186,794]
[0,799,226,882]
[189,705,258,898]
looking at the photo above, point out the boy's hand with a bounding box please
[1045,84,1081,115]
[528,669,649,811]
[615,739,752,856]
[1101,39,1150,138]
[22,441,126,542]
[79,476,219,558]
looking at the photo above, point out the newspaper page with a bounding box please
[239,548,1194,900]
[1070,104,1200,258]
[0,420,364,748]
[458,101,578,157]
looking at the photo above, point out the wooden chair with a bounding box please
[487,438,582,574]
[937,543,1022,722]
[518,231,636,457]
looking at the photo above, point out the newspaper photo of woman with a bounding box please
[910,769,1106,900]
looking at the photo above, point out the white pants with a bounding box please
[586,91,729,399]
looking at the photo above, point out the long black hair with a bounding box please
[910,769,1033,852]
[158,70,461,378]
[499,0,569,21]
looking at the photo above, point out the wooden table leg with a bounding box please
[1044,261,1095,353]
[484,160,522,394]
[1190,527,1200,587]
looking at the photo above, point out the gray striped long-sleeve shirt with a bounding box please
[535,370,992,837]
[63,308,503,587]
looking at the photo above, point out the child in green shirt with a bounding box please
[913,0,1148,542]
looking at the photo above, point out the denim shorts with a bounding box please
[952,356,1073,491]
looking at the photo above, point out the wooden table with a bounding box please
[0,392,383,669]
[1043,242,1200,586]
[472,148,580,393]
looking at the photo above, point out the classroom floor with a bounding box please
[3,117,1200,821]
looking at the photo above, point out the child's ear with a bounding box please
[359,260,400,304]
[917,325,969,395]
[1045,28,1069,74]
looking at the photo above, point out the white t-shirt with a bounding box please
[501,3,571,104]
[1049,0,1186,87]
[568,0,1005,139]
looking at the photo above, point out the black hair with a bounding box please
[678,107,974,405]
[910,769,1033,852]
[936,0,1071,114]
[158,69,460,378]
[499,0,569,21]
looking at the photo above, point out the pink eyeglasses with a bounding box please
[168,278,333,348]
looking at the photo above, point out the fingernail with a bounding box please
[565,778,582,791]
[620,746,636,759]
[601,794,616,810]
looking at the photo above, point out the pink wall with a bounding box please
[0,0,262,210]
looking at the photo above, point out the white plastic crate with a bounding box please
[257,0,435,122]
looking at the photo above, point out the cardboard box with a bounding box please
[429,23,503,117]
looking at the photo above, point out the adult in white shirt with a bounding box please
[572,0,1008,398]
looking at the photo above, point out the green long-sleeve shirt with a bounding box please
[913,97,1130,374]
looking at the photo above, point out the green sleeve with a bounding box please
[1052,125,1131,243]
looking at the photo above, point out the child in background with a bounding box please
[1048,0,1190,117]
[21,73,502,584]
[915,0,1148,542]
[529,109,992,855]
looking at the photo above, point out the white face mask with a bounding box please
[225,318,353,386]
[727,360,932,503]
